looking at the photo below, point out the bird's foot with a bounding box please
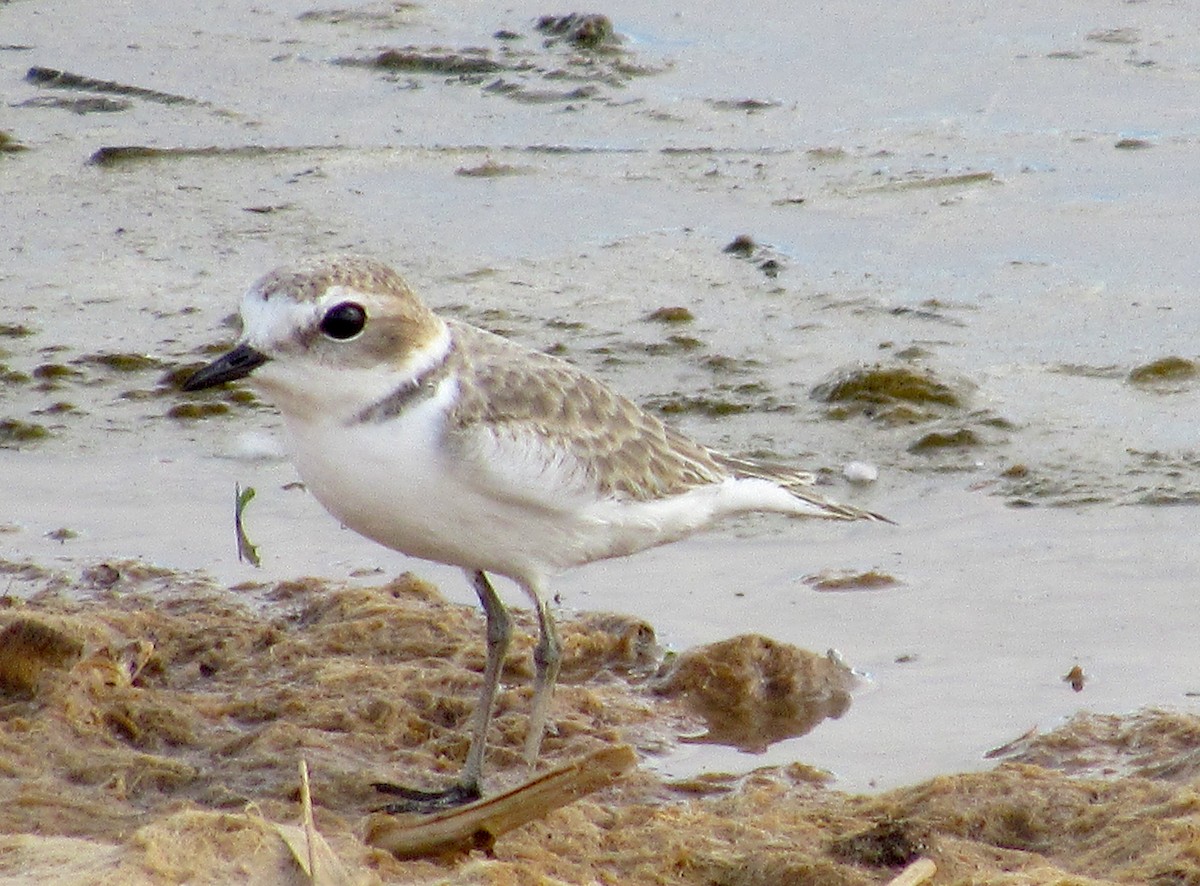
[372,780,482,814]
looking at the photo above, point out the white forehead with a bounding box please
[238,281,369,350]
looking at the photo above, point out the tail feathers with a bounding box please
[711,452,893,524]
[782,485,894,524]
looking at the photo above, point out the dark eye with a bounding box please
[320,302,366,340]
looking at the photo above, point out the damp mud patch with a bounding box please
[3,563,1200,883]
[333,13,667,106]
[25,66,206,108]
[535,13,618,49]
[992,448,1200,509]
[855,169,996,195]
[906,427,983,454]
[1127,355,1197,391]
[0,131,29,153]
[21,66,241,120]
[812,364,970,425]
[0,418,51,447]
[87,144,327,168]
[454,158,529,177]
[804,569,900,592]
[646,379,791,419]
[812,363,1013,468]
[722,233,786,278]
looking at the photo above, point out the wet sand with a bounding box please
[4,0,1200,881]
[4,565,1200,884]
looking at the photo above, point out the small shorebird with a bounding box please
[184,255,887,810]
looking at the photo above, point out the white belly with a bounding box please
[281,392,644,582]
[279,383,775,584]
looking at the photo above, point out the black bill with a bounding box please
[182,342,268,391]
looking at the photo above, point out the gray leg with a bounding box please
[523,585,562,770]
[374,568,510,813]
[460,569,512,793]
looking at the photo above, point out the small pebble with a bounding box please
[843,461,879,484]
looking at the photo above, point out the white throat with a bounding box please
[252,318,452,427]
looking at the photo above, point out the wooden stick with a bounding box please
[365,744,637,860]
[885,857,937,886]
[300,760,317,880]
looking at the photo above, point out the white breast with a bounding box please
[279,370,810,584]
[280,378,612,582]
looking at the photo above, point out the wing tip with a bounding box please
[826,502,896,525]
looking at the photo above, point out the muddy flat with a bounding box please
[3,0,1199,882]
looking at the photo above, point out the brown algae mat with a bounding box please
[1,562,1198,884]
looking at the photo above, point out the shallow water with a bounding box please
[3,0,1200,797]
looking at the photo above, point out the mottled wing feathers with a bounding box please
[708,452,817,489]
[444,322,728,503]
[440,322,887,522]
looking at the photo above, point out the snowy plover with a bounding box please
[183,255,887,810]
